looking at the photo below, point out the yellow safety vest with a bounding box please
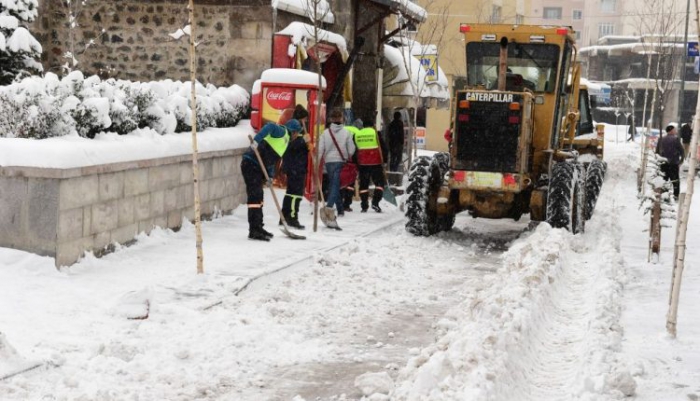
[345,126,361,137]
[355,127,379,150]
[264,126,290,157]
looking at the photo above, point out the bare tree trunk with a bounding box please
[667,0,700,338]
[187,0,204,274]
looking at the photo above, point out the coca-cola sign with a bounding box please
[265,88,294,110]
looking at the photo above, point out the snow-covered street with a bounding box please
[1,128,700,400]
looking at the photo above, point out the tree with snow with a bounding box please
[0,0,42,85]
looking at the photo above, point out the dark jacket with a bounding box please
[657,134,685,165]
[680,124,692,144]
[388,119,404,150]
[243,123,289,173]
[282,134,309,175]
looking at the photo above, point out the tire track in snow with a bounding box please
[493,241,599,400]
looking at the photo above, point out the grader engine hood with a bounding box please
[450,89,533,192]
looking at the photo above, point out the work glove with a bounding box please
[250,141,259,150]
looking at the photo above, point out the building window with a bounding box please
[543,7,562,19]
[573,10,582,20]
[515,14,524,24]
[491,5,502,23]
[576,31,581,40]
[601,0,616,13]
[598,23,615,37]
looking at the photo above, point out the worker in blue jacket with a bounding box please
[241,120,297,240]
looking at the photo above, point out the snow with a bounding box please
[277,21,348,61]
[0,15,18,29]
[6,26,41,53]
[0,124,699,400]
[272,0,335,24]
[0,122,254,169]
[259,68,327,89]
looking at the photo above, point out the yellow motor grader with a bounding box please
[405,24,606,236]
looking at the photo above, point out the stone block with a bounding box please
[211,158,224,178]
[198,180,210,202]
[182,206,195,223]
[60,175,98,210]
[208,177,225,200]
[167,210,182,229]
[93,231,111,251]
[138,218,155,236]
[134,193,151,220]
[180,163,194,184]
[182,183,194,206]
[124,169,149,196]
[220,156,236,177]
[58,208,84,242]
[150,190,165,217]
[149,164,180,191]
[220,195,236,213]
[164,187,182,211]
[153,215,167,230]
[99,172,124,201]
[91,200,119,234]
[0,177,27,247]
[118,196,135,226]
[56,236,94,268]
[28,178,59,242]
[111,223,138,245]
[199,159,214,181]
[82,205,92,237]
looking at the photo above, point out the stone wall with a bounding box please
[0,149,246,267]
[32,0,296,91]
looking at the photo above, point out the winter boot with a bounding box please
[372,204,382,213]
[259,227,274,238]
[288,219,305,230]
[248,229,270,241]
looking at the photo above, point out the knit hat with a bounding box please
[285,119,302,133]
[665,125,675,133]
[292,105,309,120]
[352,119,363,130]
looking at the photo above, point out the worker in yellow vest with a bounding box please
[354,121,386,212]
[241,120,294,240]
[342,119,363,211]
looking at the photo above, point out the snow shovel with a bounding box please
[382,169,398,206]
[248,135,305,240]
[313,162,341,230]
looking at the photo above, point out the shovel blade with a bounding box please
[383,186,397,206]
[279,226,306,239]
[320,207,342,230]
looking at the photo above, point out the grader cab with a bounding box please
[405,24,606,236]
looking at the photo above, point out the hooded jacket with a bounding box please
[318,123,356,164]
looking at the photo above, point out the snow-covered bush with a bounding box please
[0,0,42,85]
[0,72,250,139]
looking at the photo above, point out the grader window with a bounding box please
[466,42,560,93]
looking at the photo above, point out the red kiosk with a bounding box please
[251,68,327,201]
